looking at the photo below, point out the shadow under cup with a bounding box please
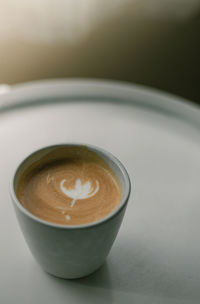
[10,144,131,279]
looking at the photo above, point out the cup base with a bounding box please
[43,262,105,280]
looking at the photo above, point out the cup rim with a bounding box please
[10,143,131,230]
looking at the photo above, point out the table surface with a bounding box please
[0,80,200,304]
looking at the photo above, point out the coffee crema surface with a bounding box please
[17,146,122,225]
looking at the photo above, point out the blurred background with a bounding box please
[0,0,200,103]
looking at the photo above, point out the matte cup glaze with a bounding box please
[10,144,131,279]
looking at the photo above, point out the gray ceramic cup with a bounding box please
[10,144,131,279]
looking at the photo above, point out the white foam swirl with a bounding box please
[60,178,100,207]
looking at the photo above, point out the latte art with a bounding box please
[17,146,122,225]
[60,178,100,207]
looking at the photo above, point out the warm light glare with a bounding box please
[0,0,199,43]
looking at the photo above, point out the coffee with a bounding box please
[17,146,122,225]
